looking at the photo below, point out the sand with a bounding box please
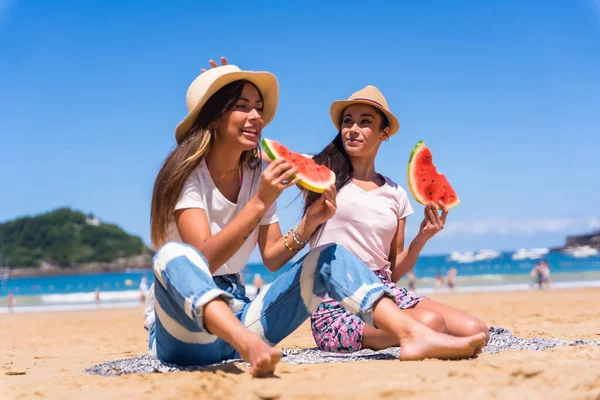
[2,288,600,400]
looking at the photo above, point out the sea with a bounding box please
[1,249,599,314]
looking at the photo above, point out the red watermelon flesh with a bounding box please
[407,141,459,209]
[261,138,336,193]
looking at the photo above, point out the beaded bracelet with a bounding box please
[283,230,298,252]
[292,225,308,246]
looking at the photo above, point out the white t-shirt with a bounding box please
[143,159,278,331]
[166,158,278,276]
[310,176,413,273]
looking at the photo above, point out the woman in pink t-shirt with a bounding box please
[305,86,489,353]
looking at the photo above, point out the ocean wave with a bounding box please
[415,280,600,295]
[460,274,505,282]
[3,280,600,314]
[39,285,271,304]
[415,274,505,283]
[0,301,141,314]
[41,290,141,304]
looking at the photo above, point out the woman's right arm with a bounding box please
[175,199,266,274]
[175,158,300,274]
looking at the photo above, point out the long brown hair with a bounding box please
[150,80,262,248]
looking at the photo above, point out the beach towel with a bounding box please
[84,327,599,376]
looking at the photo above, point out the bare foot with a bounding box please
[399,325,487,361]
[235,334,281,377]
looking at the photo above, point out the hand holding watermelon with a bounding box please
[418,200,449,241]
[304,184,337,230]
[255,158,303,207]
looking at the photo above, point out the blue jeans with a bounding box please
[148,241,394,366]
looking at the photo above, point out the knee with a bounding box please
[303,243,345,279]
[464,318,490,343]
[419,311,447,333]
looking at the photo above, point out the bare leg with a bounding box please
[372,297,487,360]
[362,308,448,350]
[412,299,489,343]
[204,299,281,377]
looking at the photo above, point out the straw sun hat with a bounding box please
[175,65,279,144]
[330,85,400,137]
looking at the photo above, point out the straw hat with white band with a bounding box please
[329,85,400,137]
[174,65,279,144]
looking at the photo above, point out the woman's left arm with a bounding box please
[256,217,316,272]
[389,201,448,282]
[257,185,337,272]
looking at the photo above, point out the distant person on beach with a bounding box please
[530,261,542,289]
[531,261,550,290]
[143,58,485,376]
[7,291,14,313]
[531,260,551,290]
[298,85,489,353]
[253,273,264,296]
[139,276,149,304]
[541,260,551,289]
[407,271,416,292]
[95,287,101,307]
[435,272,445,292]
[447,268,457,291]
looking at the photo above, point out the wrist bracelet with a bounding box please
[292,225,308,246]
[283,230,298,252]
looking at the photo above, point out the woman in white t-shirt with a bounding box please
[306,86,490,353]
[146,60,487,376]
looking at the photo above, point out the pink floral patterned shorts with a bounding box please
[310,269,425,353]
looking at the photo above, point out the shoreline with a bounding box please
[3,279,600,314]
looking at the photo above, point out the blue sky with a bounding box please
[1,0,599,260]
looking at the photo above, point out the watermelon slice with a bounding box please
[261,138,336,193]
[407,141,460,210]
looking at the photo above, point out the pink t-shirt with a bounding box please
[310,176,414,273]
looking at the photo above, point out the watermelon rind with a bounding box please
[407,141,427,207]
[261,138,335,194]
[407,141,460,210]
[262,138,279,162]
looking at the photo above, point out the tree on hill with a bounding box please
[0,208,151,267]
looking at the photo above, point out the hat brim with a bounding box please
[330,99,400,137]
[175,71,279,144]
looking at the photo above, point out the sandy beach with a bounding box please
[2,288,599,400]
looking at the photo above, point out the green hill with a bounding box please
[0,208,151,268]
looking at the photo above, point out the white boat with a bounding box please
[447,249,501,264]
[563,245,599,258]
[511,248,549,260]
[475,249,502,261]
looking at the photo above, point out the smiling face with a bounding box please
[215,82,265,151]
[340,103,390,159]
